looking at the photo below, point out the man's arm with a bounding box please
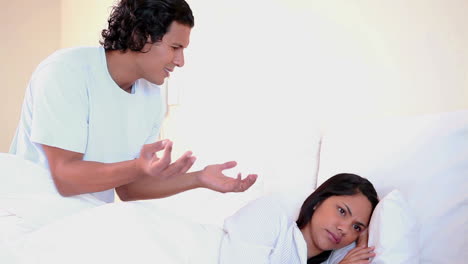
[42,140,175,197]
[116,161,258,201]
[43,146,140,196]
[43,140,257,200]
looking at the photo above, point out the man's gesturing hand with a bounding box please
[198,161,258,193]
[137,140,196,180]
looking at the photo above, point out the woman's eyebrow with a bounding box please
[344,203,353,216]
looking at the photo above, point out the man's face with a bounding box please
[136,21,191,85]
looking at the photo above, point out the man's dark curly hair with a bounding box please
[100,0,194,52]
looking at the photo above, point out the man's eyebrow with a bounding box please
[344,203,368,228]
[172,43,185,48]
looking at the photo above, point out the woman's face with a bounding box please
[301,193,373,255]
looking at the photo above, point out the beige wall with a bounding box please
[1,0,466,219]
[163,0,468,176]
[60,0,114,48]
[1,0,61,152]
[2,0,467,159]
[0,0,114,152]
[170,0,468,129]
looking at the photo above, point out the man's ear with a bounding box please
[356,228,369,247]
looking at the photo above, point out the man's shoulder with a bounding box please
[36,46,103,71]
[51,46,101,59]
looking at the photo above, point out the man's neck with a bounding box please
[105,49,138,92]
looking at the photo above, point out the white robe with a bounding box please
[219,194,355,264]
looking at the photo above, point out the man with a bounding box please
[10,0,257,203]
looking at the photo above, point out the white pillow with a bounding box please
[144,122,322,228]
[368,189,419,263]
[0,153,57,196]
[317,110,468,263]
[325,190,419,264]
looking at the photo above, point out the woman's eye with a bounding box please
[338,207,345,215]
[353,224,362,232]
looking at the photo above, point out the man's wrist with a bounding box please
[132,158,147,180]
[187,170,204,189]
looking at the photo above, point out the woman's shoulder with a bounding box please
[259,192,305,223]
[240,193,291,218]
[224,193,299,232]
[221,193,298,252]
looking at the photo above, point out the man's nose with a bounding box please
[173,49,185,67]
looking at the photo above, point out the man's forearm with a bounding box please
[116,171,202,201]
[51,159,142,197]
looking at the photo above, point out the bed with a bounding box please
[1,109,467,263]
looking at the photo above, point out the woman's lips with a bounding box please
[327,230,341,244]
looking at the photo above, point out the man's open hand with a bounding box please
[198,161,258,193]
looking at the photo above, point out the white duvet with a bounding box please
[0,153,352,264]
[3,201,224,264]
[0,153,221,264]
[2,195,356,264]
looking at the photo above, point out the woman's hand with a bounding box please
[338,246,375,264]
[356,228,369,248]
[198,161,258,193]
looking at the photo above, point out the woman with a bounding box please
[219,173,379,264]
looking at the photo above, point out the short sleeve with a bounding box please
[30,61,89,153]
[219,195,288,264]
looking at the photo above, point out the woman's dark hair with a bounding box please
[296,173,379,229]
[100,0,194,51]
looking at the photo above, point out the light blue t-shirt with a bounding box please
[10,46,166,202]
